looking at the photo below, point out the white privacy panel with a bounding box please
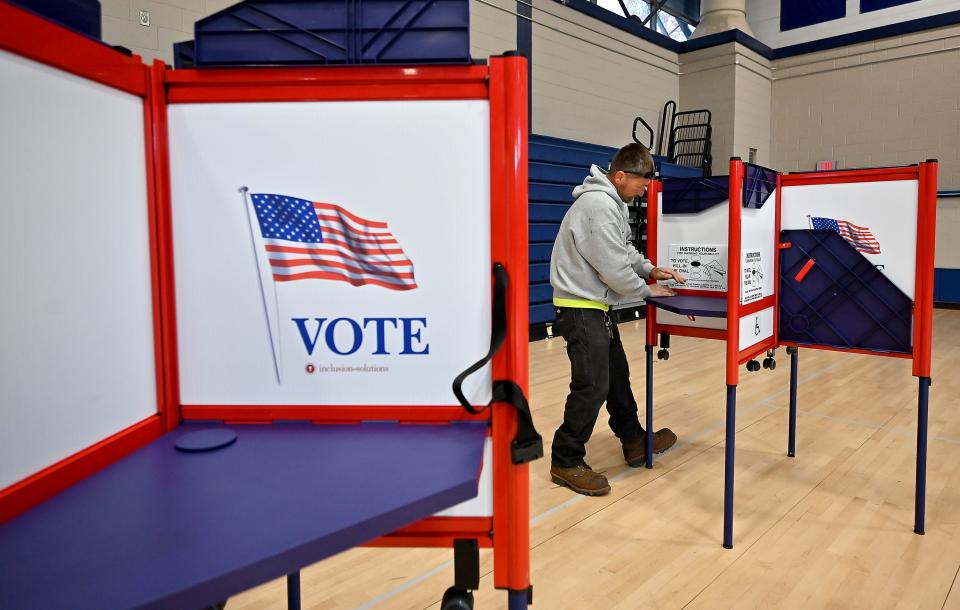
[169,100,492,406]
[0,50,157,490]
[781,180,918,299]
[657,199,730,292]
[739,189,778,305]
[739,307,775,352]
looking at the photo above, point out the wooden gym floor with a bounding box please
[230,308,960,609]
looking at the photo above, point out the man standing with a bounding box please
[549,142,685,496]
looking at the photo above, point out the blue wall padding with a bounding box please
[529,284,553,304]
[936,268,960,303]
[780,0,845,31]
[529,224,561,242]
[529,263,550,283]
[529,183,576,204]
[530,303,556,324]
[529,163,591,184]
[527,135,618,326]
[529,244,553,263]
[529,204,570,222]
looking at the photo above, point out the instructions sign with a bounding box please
[668,244,727,290]
[741,248,764,304]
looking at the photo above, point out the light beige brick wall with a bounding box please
[679,44,737,175]
[100,0,237,66]
[470,0,516,60]
[531,0,680,148]
[936,198,960,268]
[679,43,773,175]
[770,24,960,188]
[733,46,772,168]
[770,25,960,267]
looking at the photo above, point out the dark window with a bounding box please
[780,0,846,32]
[861,0,921,13]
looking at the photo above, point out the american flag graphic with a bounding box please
[250,193,417,290]
[810,216,881,254]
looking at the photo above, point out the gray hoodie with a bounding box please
[550,165,655,307]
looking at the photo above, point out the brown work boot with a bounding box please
[622,428,678,467]
[550,463,611,496]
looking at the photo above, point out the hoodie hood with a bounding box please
[572,164,629,205]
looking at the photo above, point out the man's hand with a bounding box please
[650,267,686,284]
[648,284,676,297]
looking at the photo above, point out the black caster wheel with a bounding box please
[657,349,669,361]
[442,587,474,610]
[746,360,760,372]
[762,358,777,370]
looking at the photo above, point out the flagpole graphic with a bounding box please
[241,186,283,383]
[241,189,418,382]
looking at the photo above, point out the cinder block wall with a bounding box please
[679,42,773,176]
[470,0,516,60]
[529,0,679,148]
[733,49,772,168]
[769,24,960,188]
[769,26,960,268]
[679,47,736,175]
[100,0,239,65]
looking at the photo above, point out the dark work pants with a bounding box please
[551,307,645,468]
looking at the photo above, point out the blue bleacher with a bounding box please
[527,135,618,328]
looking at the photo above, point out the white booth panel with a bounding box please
[740,190,778,304]
[781,180,918,299]
[169,100,492,406]
[658,200,730,292]
[739,307,775,352]
[0,50,157,490]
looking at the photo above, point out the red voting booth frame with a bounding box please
[0,1,533,602]
[644,158,938,549]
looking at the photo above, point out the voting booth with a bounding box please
[644,158,938,548]
[0,3,538,609]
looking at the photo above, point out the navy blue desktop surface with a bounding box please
[645,294,727,318]
[0,422,486,610]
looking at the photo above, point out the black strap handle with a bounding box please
[452,263,508,414]
[452,263,543,464]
